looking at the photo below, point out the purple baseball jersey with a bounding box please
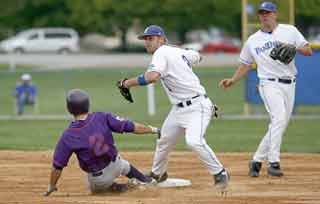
[53,112,134,173]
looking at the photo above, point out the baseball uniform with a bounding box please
[147,45,225,176]
[53,112,136,192]
[240,24,308,163]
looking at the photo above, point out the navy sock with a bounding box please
[126,165,151,182]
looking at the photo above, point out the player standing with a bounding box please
[118,25,229,192]
[219,2,312,177]
[43,89,159,196]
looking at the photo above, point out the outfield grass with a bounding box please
[0,67,319,152]
[0,67,246,115]
[0,119,319,153]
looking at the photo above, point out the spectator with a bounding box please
[14,73,37,115]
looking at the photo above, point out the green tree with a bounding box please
[295,0,320,35]
[138,0,241,43]
[67,0,157,51]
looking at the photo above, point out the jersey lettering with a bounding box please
[254,41,280,55]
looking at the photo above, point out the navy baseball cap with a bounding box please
[138,25,166,40]
[258,2,277,13]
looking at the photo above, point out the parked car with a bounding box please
[201,38,241,53]
[201,42,240,53]
[0,28,80,54]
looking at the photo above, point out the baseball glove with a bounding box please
[117,79,134,103]
[270,43,296,65]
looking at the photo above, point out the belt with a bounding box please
[91,170,103,177]
[177,94,207,108]
[267,78,296,84]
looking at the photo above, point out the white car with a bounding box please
[0,28,80,54]
[181,42,203,52]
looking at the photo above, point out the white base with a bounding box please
[157,178,192,188]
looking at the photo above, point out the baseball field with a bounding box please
[0,67,319,204]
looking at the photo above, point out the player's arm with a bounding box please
[43,166,62,196]
[219,63,252,88]
[122,71,161,88]
[133,122,160,135]
[107,113,160,136]
[296,44,312,56]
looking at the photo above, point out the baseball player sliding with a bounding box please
[117,25,229,192]
[43,89,159,196]
[219,2,312,177]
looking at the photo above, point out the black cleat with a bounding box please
[147,171,168,183]
[248,160,262,177]
[214,169,230,193]
[267,162,284,177]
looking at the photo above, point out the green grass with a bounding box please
[0,119,319,153]
[0,67,319,152]
[0,67,247,115]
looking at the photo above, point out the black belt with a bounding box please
[91,170,103,177]
[268,78,296,84]
[177,94,207,108]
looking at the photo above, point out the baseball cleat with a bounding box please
[147,171,168,183]
[248,160,262,177]
[267,162,284,177]
[214,169,230,193]
[109,182,129,192]
[128,176,157,186]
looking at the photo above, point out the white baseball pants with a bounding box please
[151,96,224,176]
[254,79,296,163]
[87,155,130,193]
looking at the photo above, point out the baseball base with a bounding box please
[157,178,192,188]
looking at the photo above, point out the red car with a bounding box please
[201,40,240,53]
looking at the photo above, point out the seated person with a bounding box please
[14,73,37,115]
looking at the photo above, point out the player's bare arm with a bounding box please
[296,44,313,56]
[133,122,160,135]
[123,71,161,88]
[43,167,62,196]
[219,63,252,88]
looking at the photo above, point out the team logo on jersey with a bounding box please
[255,41,280,55]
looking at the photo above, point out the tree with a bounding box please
[295,0,320,35]
[139,0,241,43]
[67,0,157,51]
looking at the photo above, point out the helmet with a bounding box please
[21,73,31,81]
[66,89,90,116]
[138,25,166,40]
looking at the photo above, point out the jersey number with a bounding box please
[182,55,192,68]
[89,134,110,157]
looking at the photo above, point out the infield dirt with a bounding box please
[0,151,319,204]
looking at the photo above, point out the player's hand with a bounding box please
[42,184,57,196]
[118,78,128,88]
[117,78,134,103]
[148,125,161,138]
[219,79,234,88]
